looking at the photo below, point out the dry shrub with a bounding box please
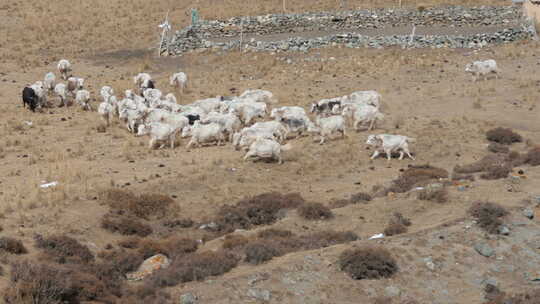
[332,192,373,208]
[97,249,144,276]
[4,261,77,304]
[0,237,27,255]
[480,164,511,180]
[451,172,475,181]
[339,247,398,280]
[486,128,522,145]
[504,289,540,304]
[454,154,506,174]
[119,286,172,304]
[148,251,239,288]
[468,201,508,234]
[388,164,448,193]
[417,187,448,203]
[118,237,141,249]
[298,203,333,220]
[101,214,153,237]
[100,188,174,220]
[297,230,358,250]
[384,212,411,236]
[137,237,198,259]
[214,192,304,233]
[245,241,283,265]
[257,228,294,239]
[162,218,194,229]
[523,147,540,166]
[222,235,249,250]
[488,143,509,154]
[35,234,94,264]
[351,192,372,203]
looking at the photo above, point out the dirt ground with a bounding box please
[1,0,540,303]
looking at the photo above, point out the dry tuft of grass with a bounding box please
[101,214,153,237]
[0,237,28,255]
[100,188,174,220]
[213,192,305,233]
[387,164,448,193]
[384,212,412,236]
[468,201,508,234]
[298,203,334,220]
[339,247,398,280]
[487,142,510,154]
[148,251,239,288]
[486,128,523,145]
[35,234,94,264]
[417,186,448,203]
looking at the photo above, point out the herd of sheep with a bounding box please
[20,58,501,164]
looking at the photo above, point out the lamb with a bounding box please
[342,104,384,131]
[366,134,415,163]
[201,111,242,141]
[67,77,84,96]
[43,72,56,94]
[75,90,91,111]
[270,106,306,121]
[165,93,177,104]
[310,97,342,116]
[465,59,500,82]
[98,102,114,126]
[137,122,180,149]
[57,59,72,80]
[239,102,267,125]
[22,86,39,112]
[191,97,223,114]
[340,90,382,110]
[134,73,154,94]
[119,107,146,132]
[186,121,225,149]
[232,127,277,151]
[239,89,277,105]
[54,83,68,107]
[250,121,287,142]
[244,137,291,164]
[30,81,47,108]
[279,117,311,139]
[101,86,114,102]
[170,72,187,93]
[307,115,346,144]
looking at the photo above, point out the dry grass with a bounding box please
[468,201,508,234]
[34,234,94,264]
[0,237,28,255]
[387,164,449,193]
[384,212,412,236]
[339,247,398,280]
[486,128,523,145]
[298,203,334,220]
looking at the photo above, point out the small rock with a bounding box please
[180,293,197,304]
[247,288,271,301]
[126,254,170,281]
[523,208,534,219]
[498,225,510,235]
[475,243,495,257]
[385,286,401,297]
[424,257,436,270]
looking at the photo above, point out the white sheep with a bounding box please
[75,90,91,111]
[30,81,46,107]
[342,104,384,131]
[67,77,84,96]
[165,93,177,104]
[170,72,187,93]
[43,72,56,94]
[137,122,180,149]
[54,83,68,107]
[244,137,291,164]
[270,106,306,121]
[307,115,346,144]
[186,122,225,149]
[465,59,500,82]
[239,89,277,105]
[250,121,287,142]
[134,73,154,94]
[340,91,381,111]
[310,97,342,116]
[98,102,114,126]
[57,59,72,80]
[201,111,242,142]
[366,134,415,163]
[101,86,114,102]
[239,102,267,125]
[232,128,276,151]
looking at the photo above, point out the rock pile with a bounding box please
[165,6,533,55]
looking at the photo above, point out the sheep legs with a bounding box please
[370,150,380,160]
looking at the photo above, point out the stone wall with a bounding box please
[164,5,534,55]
